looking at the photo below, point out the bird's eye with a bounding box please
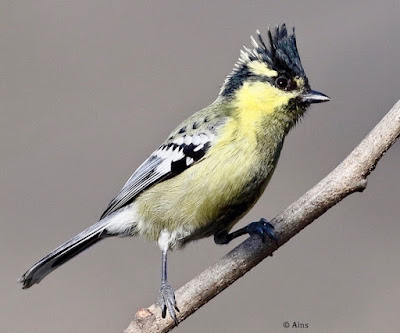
[275,77,298,91]
[276,77,289,89]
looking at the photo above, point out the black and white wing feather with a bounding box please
[100,133,213,219]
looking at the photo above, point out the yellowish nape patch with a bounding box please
[248,61,278,78]
[293,76,306,90]
[233,80,297,123]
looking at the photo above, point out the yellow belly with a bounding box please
[134,119,278,245]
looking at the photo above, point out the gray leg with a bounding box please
[157,250,179,325]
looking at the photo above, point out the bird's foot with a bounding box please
[246,218,278,245]
[158,282,179,325]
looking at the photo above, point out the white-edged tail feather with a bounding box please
[19,220,110,289]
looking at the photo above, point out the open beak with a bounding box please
[302,90,330,104]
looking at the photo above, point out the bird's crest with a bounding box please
[220,24,306,96]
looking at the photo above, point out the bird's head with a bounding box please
[220,24,329,124]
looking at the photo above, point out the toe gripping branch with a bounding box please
[158,249,179,325]
[158,218,277,325]
[214,218,278,246]
[246,218,278,245]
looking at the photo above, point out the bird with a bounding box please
[19,24,330,324]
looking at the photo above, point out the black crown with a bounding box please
[220,24,306,97]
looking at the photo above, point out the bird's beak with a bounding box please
[302,90,330,104]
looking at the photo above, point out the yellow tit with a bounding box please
[19,24,329,324]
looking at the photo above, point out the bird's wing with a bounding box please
[100,133,214,219]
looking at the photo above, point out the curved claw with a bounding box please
[158,282,179,325]
[246,218,278,246]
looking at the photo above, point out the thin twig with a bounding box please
[124,100,400,333]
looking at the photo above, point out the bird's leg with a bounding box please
[214,218,278,246]
[157,249,179,325]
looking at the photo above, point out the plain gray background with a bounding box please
[2,1,400,332]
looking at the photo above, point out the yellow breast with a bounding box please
[134,116,274,244]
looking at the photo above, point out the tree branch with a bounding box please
[125,100,400,333]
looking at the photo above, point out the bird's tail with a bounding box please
[19,220,110,289]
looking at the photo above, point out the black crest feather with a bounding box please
[220,24,306,97]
